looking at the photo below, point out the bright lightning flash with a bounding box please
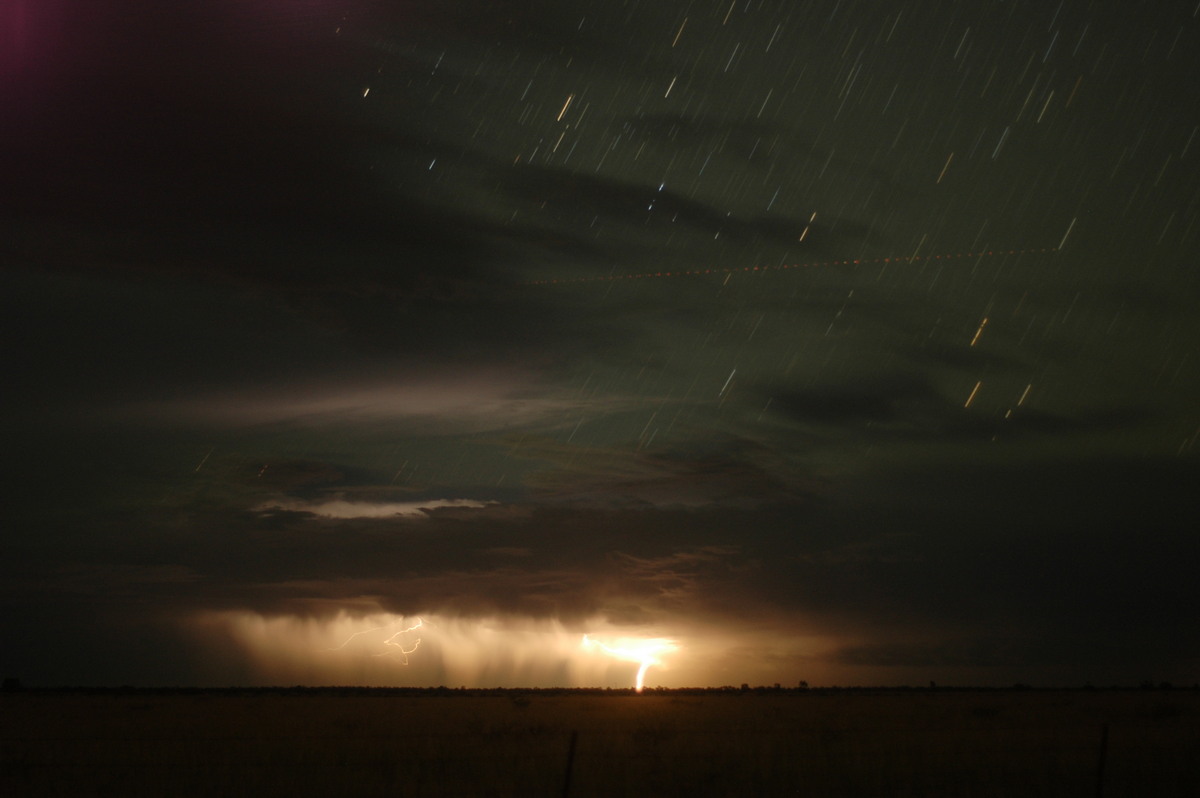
[582,634,679,692]
[324,617,425,664]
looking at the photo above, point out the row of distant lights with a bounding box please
[527,248,1059,285]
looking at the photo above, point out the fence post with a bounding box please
[1094,722,1109,798]
[561,730,579,798]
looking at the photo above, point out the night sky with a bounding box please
[3,0,1198,689]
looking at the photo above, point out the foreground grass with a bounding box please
[2,689,1198,796]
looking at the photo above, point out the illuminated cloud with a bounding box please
[189,599,853,690]
[123,373,581,432]
[200,609,688,690]
[514,436,809,509]
[256,497,496,519]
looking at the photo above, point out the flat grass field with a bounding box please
[2,688,1198,797]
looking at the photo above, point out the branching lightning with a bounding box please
[581,634,679,692]
[323,617,425,664]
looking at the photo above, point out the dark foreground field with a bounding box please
[3,688,1198,797]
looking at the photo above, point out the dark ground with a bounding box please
[3,687,1198,796]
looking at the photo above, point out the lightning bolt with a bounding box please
[324,617,425,664]
[377,619,424,663]
[581,634,678,692]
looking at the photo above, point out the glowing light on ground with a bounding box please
[581,634,679,692]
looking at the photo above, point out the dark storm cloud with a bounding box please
[898,339,1022,371]
[768,457,1200,668]
[772,374,940,425]
[506,434,812,509]
[2,493,765,629]
[767,373,1151,443]
[497,166,886,268]
[503,167,795,246]
[621,113,778,154]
